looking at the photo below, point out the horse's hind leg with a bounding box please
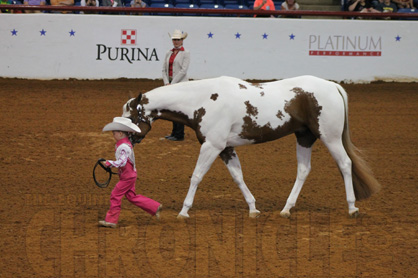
[322,139,358,217]
[178,142,222,219]
[280,142,313,218]
[220,147,260,218]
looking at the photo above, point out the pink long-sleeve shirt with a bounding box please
[105,137,137,180]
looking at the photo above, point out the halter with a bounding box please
[136,104,147,124]
[128,104,147,146]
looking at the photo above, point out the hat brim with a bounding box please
[102,122,141,133]
[171,32,188,40]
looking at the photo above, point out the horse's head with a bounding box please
[122,93,151,145]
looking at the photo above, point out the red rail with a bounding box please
[1,5,418,19]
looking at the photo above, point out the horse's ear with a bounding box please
[137,93,142,103]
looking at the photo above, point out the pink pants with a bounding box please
[105,177,160,224]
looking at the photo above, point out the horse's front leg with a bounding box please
[178,142,222,219]
[220,147,260,218]
[280,143,313,218]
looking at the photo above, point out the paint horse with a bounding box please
[123,75,380,219]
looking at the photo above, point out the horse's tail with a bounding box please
[336,84,381,200]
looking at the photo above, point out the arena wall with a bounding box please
[1,13,417,83]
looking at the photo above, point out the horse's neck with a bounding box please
[150,94,194,113]
[147,86,198,121]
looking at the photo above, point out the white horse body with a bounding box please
[124,75,380,218]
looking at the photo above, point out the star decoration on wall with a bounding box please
[207,32,214,38]
[11,29,18,36]
[69,29,76,36]
[40,29,47,36]
[235,32,241,39]
[395,35,401,41]
[289,33,295,40]
[262,33,268,39]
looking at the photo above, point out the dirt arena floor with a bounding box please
[0,78,417,278]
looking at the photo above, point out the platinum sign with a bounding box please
[309,35,382,56]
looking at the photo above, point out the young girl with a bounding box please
[99,117,162,228]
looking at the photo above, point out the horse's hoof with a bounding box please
[280,210,291,218]
[249,210,261,218]
[177,213,189,219]
[349,208,359,218]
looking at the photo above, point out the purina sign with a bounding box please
[96,29,160,64]
[308,35,382,57]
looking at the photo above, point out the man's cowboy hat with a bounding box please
[170,29,188,40]
[103,117,141,133]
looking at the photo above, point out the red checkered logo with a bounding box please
[121,29,137,45]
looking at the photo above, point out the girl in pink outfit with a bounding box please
[99,117,162,228]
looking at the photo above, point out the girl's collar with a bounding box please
[116,136,131,147]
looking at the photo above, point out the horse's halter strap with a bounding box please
[128,104,148,147]
[136,104,147,124]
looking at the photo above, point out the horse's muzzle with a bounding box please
[129,134,144,146]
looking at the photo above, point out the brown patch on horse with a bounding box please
[151,109,189,125]
[276,110,284,120]
[285,87,322,140]
[210,93,219,101]
[240,100,289,143]
[244,101,258,118]
[240,118,284,143]
[219,147,236,165]
[130,94,149,114]
[239,88,322,144]
[193,107,207,144]
[239,84,247,90]
[260,91,265,97]
[141,94,149,105]
[250,82,263,89]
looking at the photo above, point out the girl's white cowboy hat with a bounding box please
[170,29,188,40]
[103,117,141,133]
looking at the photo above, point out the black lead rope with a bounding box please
[93,158,118,188]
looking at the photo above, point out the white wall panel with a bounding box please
[1,14,417,82]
